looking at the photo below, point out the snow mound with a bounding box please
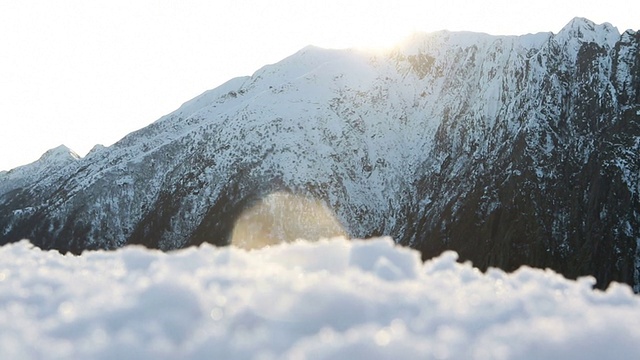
[1,238,640,359]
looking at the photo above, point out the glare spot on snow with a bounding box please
[374,319,406,347]
[318,327,335,343]
[58,301,76,321]
[389,318,407,335]
[110,264,127,278]
[230,192,346,250]
[214,295,227,307]
[374,328,391,346]
[210,307,224,321]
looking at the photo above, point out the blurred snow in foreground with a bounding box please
[1,238,639,359]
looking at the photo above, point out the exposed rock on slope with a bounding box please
[1,18,638,290]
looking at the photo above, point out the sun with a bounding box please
[297,0,434,51]
[344,26,415,51]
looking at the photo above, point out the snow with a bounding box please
[0,144,81,198]
[554,17,621,62]
[1,238,640,359]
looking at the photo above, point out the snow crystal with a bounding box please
[1,238,640,359]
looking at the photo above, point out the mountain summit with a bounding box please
[1,19,638,291]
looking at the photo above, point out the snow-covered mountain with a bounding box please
[1,18,638,291]
[0,145,80,196]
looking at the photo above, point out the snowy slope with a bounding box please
[0,145,80,196]
[2,238,640,359]
[0,18,639,291]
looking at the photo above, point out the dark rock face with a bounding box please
[406,27,640,290]
[1,18,639,290]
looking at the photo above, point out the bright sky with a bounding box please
[1,0,638,171]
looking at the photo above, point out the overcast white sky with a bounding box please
[1,0,638,171]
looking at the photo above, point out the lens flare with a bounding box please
[230,192,346,250]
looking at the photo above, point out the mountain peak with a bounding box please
[556,17,620,49]
[564,17,598,31]
[0,145,80,197]
[39,145,80,162]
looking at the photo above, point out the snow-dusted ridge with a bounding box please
[1,18,639,292]
[0,144,80,197]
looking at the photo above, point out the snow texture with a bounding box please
[0,145,80,197]
[1,238,640,359]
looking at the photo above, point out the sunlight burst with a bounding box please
[230,192,347,250]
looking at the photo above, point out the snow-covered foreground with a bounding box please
[1,238,639,359]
